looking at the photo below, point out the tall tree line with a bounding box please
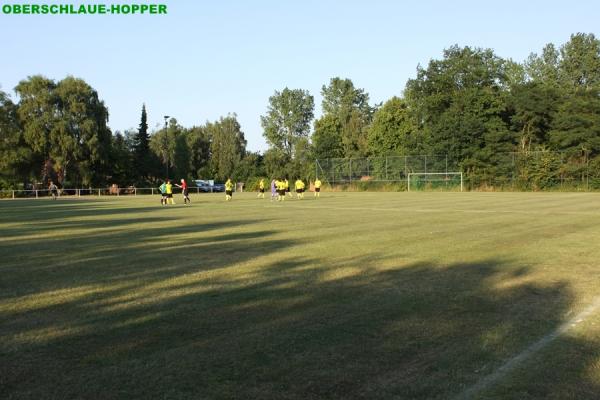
[1,33,599,189]
[260,33,600,187]
[1,75,112,188]
[0,76,253,188]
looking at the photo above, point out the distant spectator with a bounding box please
[49,181,58,200]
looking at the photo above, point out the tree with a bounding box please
[287,136,313,179]
[516,33,600,180]
[233,152,265,182]
[15,75,112,186]
[405,46,515,175]
[314,78,375,158]
[504,59,527,88]
[263,147,288,178]
[525,43,560,86]
[149,117,181,179]
[341,109,370,157]
[54,76,112,186]
[321,77,372,120]
[559,33,600,90]
[312,114,343,159]
[367,97,419,156]
[133,104,153,182]
[261,88,314,157]
[0,90,34,187]
[173,127,191,179]
[208,114,246,181]
[549,89,600,157]
[110,131,134,185]
[186,126,211,178]
[14,76,57,184]
[509,82,560,151]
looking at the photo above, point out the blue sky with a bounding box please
[1,0,599,151]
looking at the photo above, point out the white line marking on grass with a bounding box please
[455,297,600,400]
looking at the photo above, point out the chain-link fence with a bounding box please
[316,155,455,183]
[316,152,595,191]
[0,186,226,199]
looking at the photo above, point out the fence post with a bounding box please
[584,150,590,192]
[424,155,428,173]
[331,163,335,184]
[98,189,101,196]
[35,190,38,198]
[12,190,15,199]
[134,188,137,196]
[511,152,515,188]
[349,159,352,182]
[385,156,388,181]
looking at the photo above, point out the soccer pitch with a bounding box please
[1,192,600,399]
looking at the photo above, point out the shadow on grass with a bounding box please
[0,198,161,224]
[0,205,598,399]
[0,216,284,295]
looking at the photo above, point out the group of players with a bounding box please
[158,179,191,205]
[159,177,322,205]
[257,178,321,201]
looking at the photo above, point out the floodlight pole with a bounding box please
[163,115,170,179]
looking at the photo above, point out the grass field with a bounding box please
[1,192,600,399]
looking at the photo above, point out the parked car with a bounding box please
[193,180,225,192]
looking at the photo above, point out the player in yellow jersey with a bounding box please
[284,178,293,198]
[295,178,305,199]
[314,178,321,198]
[258,178,265,199]
[276,178,286,201]
[165,180,175,204]
[225,178,233,201]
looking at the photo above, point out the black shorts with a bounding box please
[226,190,233,196]
[296,189,304,193]
[182,189,189,196]
[167,193,173,198]
[315,187,320,192]
[259,188,264,193]
[278,189,285,196]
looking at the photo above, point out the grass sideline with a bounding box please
[1,192,600,399]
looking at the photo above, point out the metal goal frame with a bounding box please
[407,172,463,192]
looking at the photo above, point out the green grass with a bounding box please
[1,192,600,399]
